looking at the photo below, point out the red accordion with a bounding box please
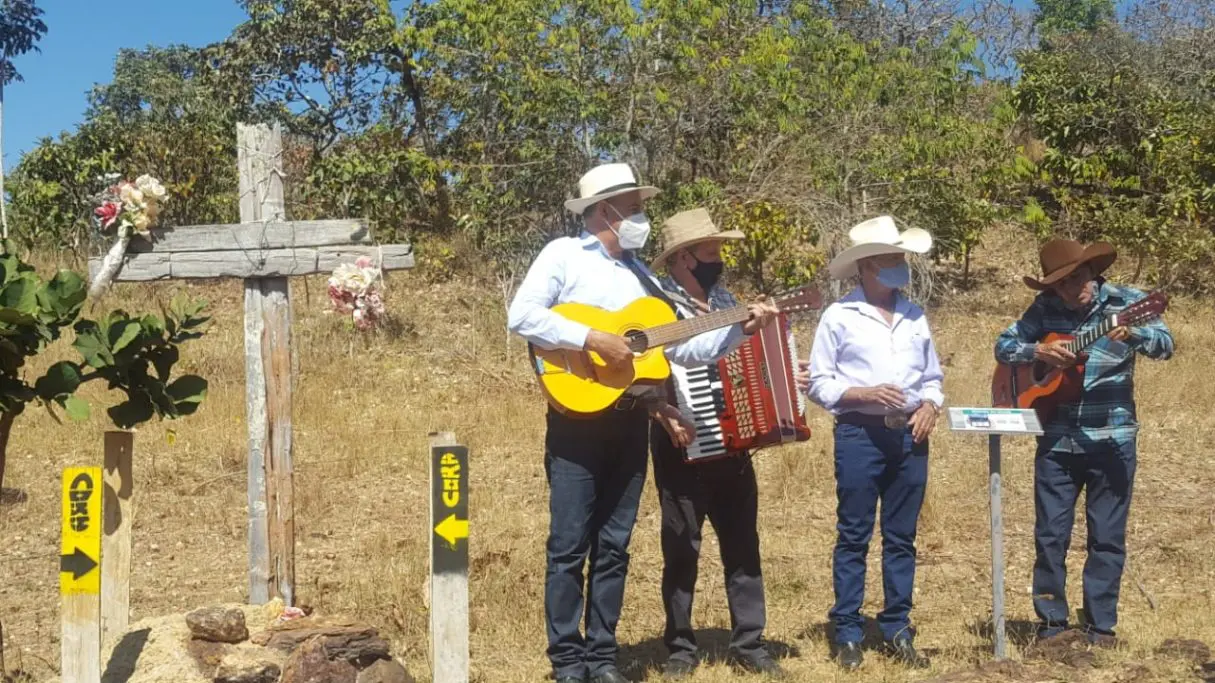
[670,313,811,462]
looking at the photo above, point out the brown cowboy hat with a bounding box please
[651,207,744,270]
[1023,239,1117,291]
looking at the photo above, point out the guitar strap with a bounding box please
[621,251,690,321]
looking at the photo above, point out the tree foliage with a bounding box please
[4,0,1214,292]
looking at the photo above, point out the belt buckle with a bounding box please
[884,412,908,429]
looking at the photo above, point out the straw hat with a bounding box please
[563,163,660,215]
[651,208,744,270]
[827,216,933,279]
[1023,239,1117,291]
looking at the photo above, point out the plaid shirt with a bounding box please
[993,278,1174,453]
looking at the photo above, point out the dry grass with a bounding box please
[1,230,1213,683]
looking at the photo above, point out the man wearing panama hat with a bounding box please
[799,216,944,671]
[644,207,811,679]
[508,164,780,683]
[994,239,1173,646]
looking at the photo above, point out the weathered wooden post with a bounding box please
[945,407,1042,660]
[88,122,416,606]
[429,432,469,683]
[100,431,135,646]
[61,466,102,683]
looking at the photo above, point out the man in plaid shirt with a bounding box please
[994,239,1173,645]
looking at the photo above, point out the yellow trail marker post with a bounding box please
[61,466,102,683]
[429,432,469,683]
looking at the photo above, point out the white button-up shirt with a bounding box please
[807,287,945,416]
[507,232,744,367]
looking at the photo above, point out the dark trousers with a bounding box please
[544,407,649,680]
[650,423,766,664]
[829,421,928,644]
[1033,440,1137,636]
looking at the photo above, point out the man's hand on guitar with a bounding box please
[584,330,634,370]
[1108,326,1136,344]
[795,360,810,395]
[742,299,781,335]
[1034,340,1077,368]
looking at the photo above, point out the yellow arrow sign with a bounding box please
[61,467,102,596]
[434,513,468,547]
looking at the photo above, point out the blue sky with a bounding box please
[3,0,248,171]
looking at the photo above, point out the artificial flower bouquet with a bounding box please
[88,173,168,297]
[328,256,386,330]
[93,173,167,237]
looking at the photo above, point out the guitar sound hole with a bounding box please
[624,330,648,353]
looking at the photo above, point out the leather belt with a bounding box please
[836,411,911,430]
[613,394,644,411]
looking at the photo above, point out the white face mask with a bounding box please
[607,203,652,250]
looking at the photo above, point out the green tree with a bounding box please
[0,244,210,493]
[0,0,47,240]
[1034,0,1115,36]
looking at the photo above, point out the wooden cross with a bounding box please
[88,123,415,606]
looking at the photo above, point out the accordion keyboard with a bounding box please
[674,363,730,461]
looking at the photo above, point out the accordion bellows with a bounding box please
[671,313,811,462]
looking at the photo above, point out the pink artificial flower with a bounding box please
[94,201,121,228]
[355,256,373,268]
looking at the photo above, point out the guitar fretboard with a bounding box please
[1066,315,1118,354]
[627,307,753,351]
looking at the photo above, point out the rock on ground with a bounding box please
[279,637,357,683]
[355,658,415,683]
[186,607,250,644]
[259,617,390,667]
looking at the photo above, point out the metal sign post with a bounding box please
[947,407,1043,660]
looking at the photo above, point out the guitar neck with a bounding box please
[634,307,753,350]
[1066,314,1120,354]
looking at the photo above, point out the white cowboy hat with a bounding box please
[652,207,745,270]
[827,216,933,279]
[563,162,660,215]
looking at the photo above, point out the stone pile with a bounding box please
[83,601,413,683]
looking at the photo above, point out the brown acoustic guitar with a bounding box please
[991,290,1169,422]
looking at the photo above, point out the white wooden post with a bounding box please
[430,432,469,683]
[238,123,295,606]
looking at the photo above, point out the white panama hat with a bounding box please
[563,163,660,215]
[827,216,933,279]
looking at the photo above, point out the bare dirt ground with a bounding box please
[2,230,1213,682]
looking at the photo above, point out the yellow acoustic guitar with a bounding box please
[528,287,822,417]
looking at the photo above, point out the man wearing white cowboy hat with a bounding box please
[645,207,814,679]
[508,164,780,683]
[797,215,944,671]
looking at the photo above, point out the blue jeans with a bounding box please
[1033,440,1137,636]
[829,421,928,644]
[544,408,648,679]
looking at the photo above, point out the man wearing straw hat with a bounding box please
[994,239,1173,646]
[644,207,809,679]
[508,163,780,683]
[799,216,944,671]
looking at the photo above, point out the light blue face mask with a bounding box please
[876,262,910,288]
